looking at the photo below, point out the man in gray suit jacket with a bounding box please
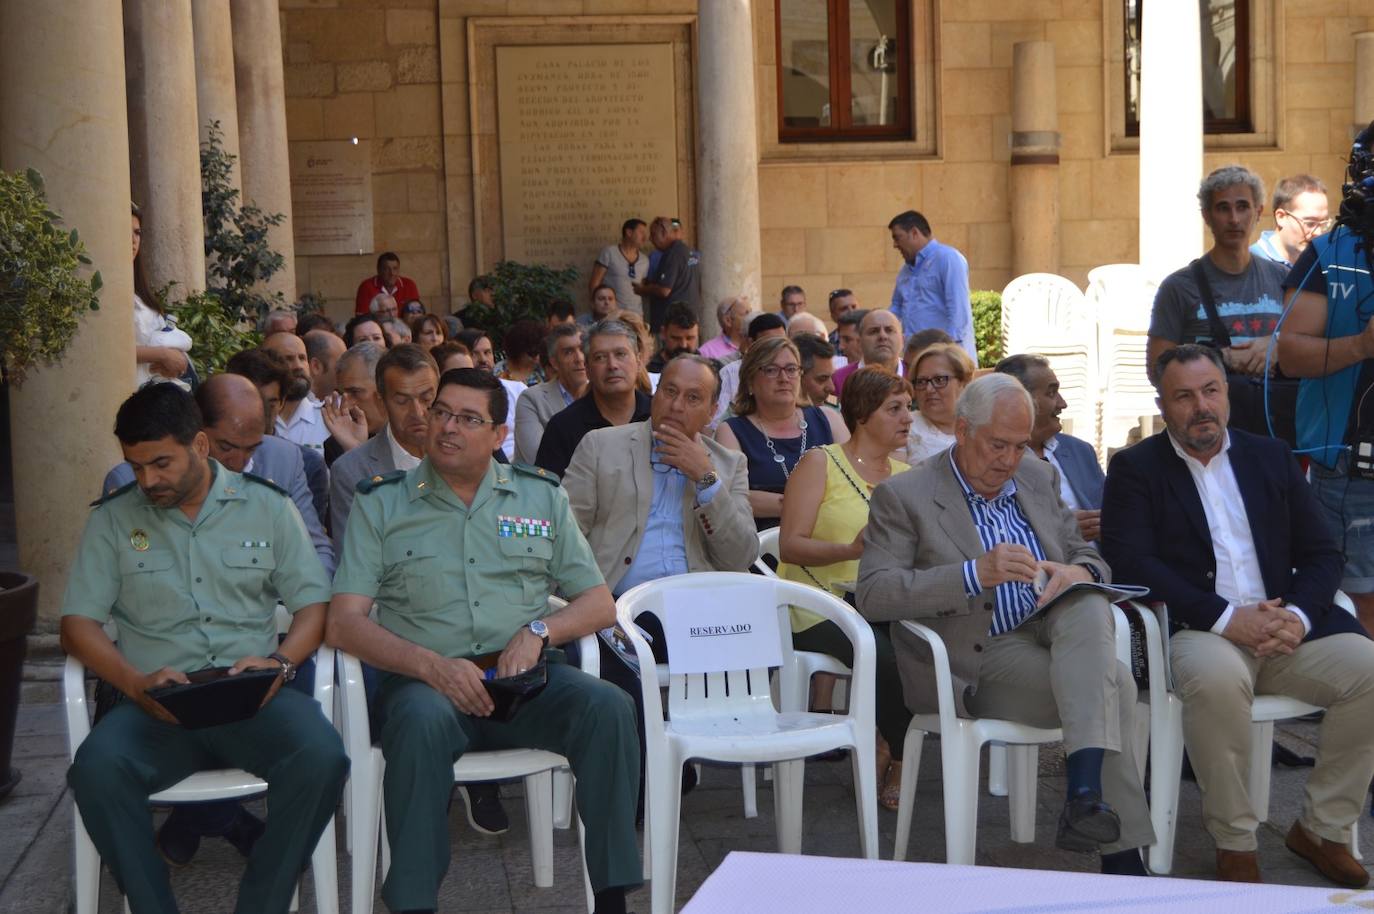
[329,344,439,553]
[514,324,588,464]
[102,375,334,574]
[997,354,1105,541]
[857,374,1152,875]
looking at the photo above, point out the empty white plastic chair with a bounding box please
[337,602,598,914]
[64,613,339,914]
[1087,264,1161,457]
[618,572,879,914]
[1000,273,1097,446]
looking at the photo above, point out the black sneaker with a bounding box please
[156,808,201,867]
[458,783,510,835]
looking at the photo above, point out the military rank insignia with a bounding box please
[129,529,150,552]
[497,515,552,538]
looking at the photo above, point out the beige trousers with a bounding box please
[964,592,1155,854]
[1171,630,1374,851]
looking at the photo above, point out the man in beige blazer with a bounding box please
[857,373,1153,875]
[563,354,758,604]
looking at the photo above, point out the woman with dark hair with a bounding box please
[497,319,546,386]
[713,336,848,529]
[131,203,195,389]
[778,367,915,810]
[411,313,448,349]
[343,314,390,349]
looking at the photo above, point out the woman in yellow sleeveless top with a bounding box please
[779,367,916,810]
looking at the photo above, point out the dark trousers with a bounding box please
[377,664,642,911]
[67,688,348,914]
[792,619,912,759]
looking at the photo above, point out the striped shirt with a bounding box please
[949,450,1046,636]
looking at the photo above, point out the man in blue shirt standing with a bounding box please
[888,209,977,364]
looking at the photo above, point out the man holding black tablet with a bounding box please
[328,368,641,914]
[60,382,347,914]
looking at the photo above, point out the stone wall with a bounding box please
[282,0,1370,324]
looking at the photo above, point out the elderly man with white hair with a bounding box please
[785,311,828,340]
[699,295,751,362]
[857,373,1154,875]
[369,292,399,321]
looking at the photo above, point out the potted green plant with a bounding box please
[0,167,102,799]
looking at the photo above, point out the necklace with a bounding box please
[762,410,808,479]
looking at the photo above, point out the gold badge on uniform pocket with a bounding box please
[130,529,150,552]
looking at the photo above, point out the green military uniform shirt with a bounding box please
[61,461,332,673]
[333,458,604,659]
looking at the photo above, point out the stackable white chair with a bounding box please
[897,603,1149,863]
[1142,594,1361,874]
[1087,264,1160,457]
[619,572,878,914]
[337,601,598,914]
[1000,273,1097,443]
[65,611,339,914]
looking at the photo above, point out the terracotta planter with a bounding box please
[0,571,38,801]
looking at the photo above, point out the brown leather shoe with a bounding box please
[1285,821,1370,888]
[1215,849,1261,883]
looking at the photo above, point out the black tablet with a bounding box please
[147,667,280,730]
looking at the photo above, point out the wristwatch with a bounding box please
[527,619,550,649]
[268,651,297,682]
[694,471,719,491]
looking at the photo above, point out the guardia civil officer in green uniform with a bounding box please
[329,368,640,914]
[61,383,348,914]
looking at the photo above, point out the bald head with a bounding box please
[304,329,346,399]
[858,309,903,368]
[195,374,267,471]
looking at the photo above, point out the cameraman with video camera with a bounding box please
[1277,121,1374,637]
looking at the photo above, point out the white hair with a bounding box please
[787,312,827,338]
[369,292,398,314]
[955,373,1034,430]
[716,295,744,324]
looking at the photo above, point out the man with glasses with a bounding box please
[328,368,641,914]
[1252,174,1331,268]
[1147,165,1297,442]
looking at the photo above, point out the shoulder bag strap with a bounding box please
[1189,258,1232,349]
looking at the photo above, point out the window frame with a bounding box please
[773,0,914,144]
[1122,0,1254,138]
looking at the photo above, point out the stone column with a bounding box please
[1009,41,1060,277]
[1138,0,1203,280]
[1355,32,1374,138]
[231,0,297,303]
[0,0,136,625]
[192,0,243,193]
[124,0,207,294]
[695,0,763,339]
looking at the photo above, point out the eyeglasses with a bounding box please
[1279,211,1334,236]
[428,405,497,429]
[911,374,952,390]
[759,364,801,379]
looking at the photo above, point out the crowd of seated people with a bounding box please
[62,169,1374,914]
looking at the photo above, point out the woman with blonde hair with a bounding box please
[904,341,976,463]
[778,367,915,809]
[714,336,847,528]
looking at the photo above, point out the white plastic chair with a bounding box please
[894,603,1148,863]
[1000,274,1097,443]
[337,600,598,914]
[1142,595,1361,874]
[1087,264,1161,457]
[618,572,879,914]
[64,613,339,914]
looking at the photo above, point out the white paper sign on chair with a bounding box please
[660,584,783,675]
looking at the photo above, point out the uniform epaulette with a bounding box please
[90,480,138,508]
[356,470,407,494]
[242,472,289,497]
[512,463,560,484]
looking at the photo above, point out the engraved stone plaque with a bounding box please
[290,140,374,257]
[495,44,680,271]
